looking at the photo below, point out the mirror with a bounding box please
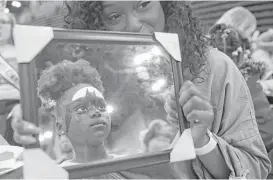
[37,42,179,160]
[14,26,191,178]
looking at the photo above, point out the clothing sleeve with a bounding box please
[192,52,271,179]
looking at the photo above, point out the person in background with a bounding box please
[255,29,273,100]
[140,119,177,152]
[8,1,271,179]
[255,28,273,179]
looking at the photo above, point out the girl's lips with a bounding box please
[89,119,107,127]
[90,124,106,129]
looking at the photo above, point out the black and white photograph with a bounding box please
[0,0,273,179]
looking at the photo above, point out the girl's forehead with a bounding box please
[60,84,103,104]
[71,86,104,101]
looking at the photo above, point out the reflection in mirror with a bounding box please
[36,42,179,166]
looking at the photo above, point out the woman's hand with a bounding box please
[10,104,41,145]
[164,81,214,148]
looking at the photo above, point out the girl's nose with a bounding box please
[89,109,102,118]
[125,14,143,32]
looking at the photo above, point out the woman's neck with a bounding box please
[72,143,108,163]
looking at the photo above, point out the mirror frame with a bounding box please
[15,25,187,178]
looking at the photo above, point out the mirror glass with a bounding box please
[35,41,180,165]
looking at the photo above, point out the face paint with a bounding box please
[61,85,111,146]
[72,86,104,101]
[69,89,106,115]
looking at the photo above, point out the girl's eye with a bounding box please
[108,13,121,21]
[137,1,151,10]
[76,106,87,113]
[98,105,106,111]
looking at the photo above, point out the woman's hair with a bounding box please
[64,1,208,82]
[37,59,104,102]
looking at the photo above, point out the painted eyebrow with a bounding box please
[66,96,106,107]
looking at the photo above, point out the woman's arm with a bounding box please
[194,134,230,179]
[192,49,271,179]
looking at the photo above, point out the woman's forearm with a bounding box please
[194,134,230,179]
[198,144,230,179]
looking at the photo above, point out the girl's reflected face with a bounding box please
[101,1,165,33]
[65,85,111,145]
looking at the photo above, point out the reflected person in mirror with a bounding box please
[140,119,177,152]
[37,60,114,164]
[38,60,127,178]
[10,1,270,179]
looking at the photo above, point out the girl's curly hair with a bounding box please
[64,1,208,81]
[37,59,104,102]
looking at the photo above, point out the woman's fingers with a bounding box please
[165,87,177,109]
[13,132,37,145]
[164,95,179,126]
[10,104,41,145]
[164,102,178,118]
[183,96,208,115]
[166,115,179,126]
[186,109,214,125]
[11,104,41,135]
[164,89,179,125]
[57,155,68,164]
[14,120,41,135]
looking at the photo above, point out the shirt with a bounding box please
[171,48,271,179]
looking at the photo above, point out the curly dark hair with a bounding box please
[37,59,104,102]
[63,1,208,81]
